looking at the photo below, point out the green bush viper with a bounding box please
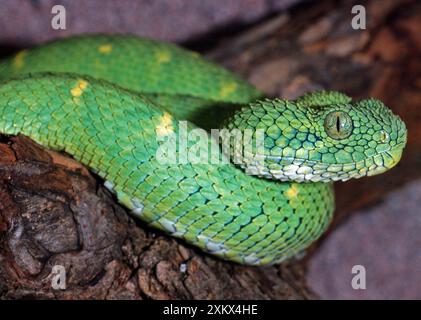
[0,35,407,265]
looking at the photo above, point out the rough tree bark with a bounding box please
[0,0,419,299]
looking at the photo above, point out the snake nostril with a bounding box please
[380,131,389,144]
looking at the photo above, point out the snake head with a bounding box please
[224,92,407,182]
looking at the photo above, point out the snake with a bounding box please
[0,35,407,265]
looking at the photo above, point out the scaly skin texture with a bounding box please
[0,35,407,265]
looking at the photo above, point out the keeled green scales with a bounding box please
[0,35,407,265]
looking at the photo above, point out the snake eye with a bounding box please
[324,111,353,140]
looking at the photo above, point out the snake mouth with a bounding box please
[365,143,405,177]
[255,143,405,167]
[243,142,406,182]
[384,143,405,167]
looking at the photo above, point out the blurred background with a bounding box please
[0,0,419,299]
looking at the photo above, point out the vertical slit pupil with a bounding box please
[336,116,341,132]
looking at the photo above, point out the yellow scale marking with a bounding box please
[98,44,112,54]
[71,79,89,97]
[285,183,299,198]
[155,51,171,63]
[13,50,27,69]
[219,82,237,98]
[156,112,174,136]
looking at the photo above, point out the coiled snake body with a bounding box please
[0,35,407,265]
